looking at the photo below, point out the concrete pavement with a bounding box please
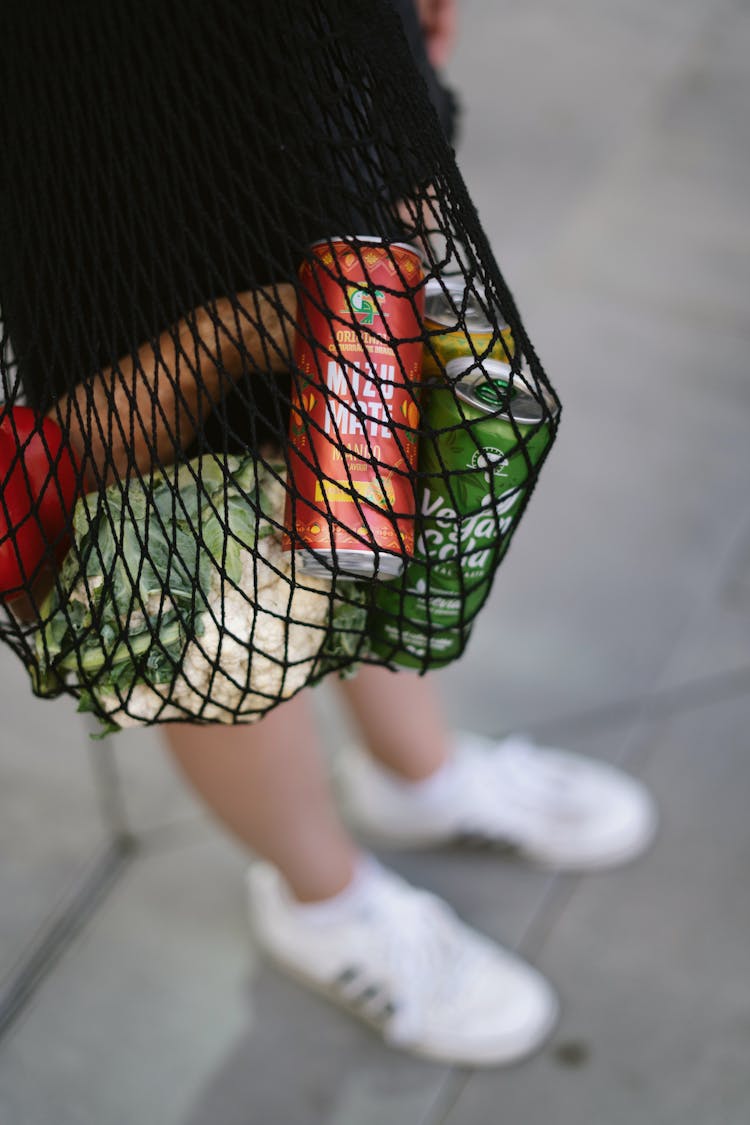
[1,1,749,1121]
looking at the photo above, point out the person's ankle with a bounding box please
[282,854,357,905]
[378,751,457,796]
[369,747,451,785]
[284,854,378,919]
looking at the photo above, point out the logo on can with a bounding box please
[284,237,424,581]
[369,358,558,666]
[345,284,387,326]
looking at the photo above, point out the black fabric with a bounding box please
[4,1,455,415]
[0,0,559,730]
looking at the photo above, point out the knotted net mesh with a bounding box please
[0,0,559,731]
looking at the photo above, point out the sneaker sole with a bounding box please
[256,941,559,1068]
[341,813,658,872]
[337,745,658,872]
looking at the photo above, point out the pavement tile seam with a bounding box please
[0,3,744,1120]
[620,494,750,702]
[0,819,227,1053]
[0,844,114,989]
[416,858,602,1123]
[417,1071,470,1125]
[508,712,671,969]
[84,734,133,843]
[3,662,746,1056]
[720,513,750,606]
[0,842,135,1049]
[524,664,750,743]
[431,628,750,1121]
[434,692,750,1124]
[107,810,212,855]
[428,667,746,1123]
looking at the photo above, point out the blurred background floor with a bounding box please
[1,0,749,1121]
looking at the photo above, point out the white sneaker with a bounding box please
[247,858,558,1067]
[337,733,657,870]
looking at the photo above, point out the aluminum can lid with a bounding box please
[445,357,546,425]
[424,277,509,332]
[307,235,424,261]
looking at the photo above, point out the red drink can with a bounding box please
[284,236,424,580]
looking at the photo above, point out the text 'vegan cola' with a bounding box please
[370,357,558,666]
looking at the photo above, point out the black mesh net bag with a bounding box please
[0,0,560,733]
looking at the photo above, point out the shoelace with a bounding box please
[363,876,470,1046]
[454,734,603,839]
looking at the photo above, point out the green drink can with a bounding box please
[369,358,557,669]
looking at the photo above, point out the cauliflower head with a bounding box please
[34,455,367,730]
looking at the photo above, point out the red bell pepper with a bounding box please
[0,405,81,605]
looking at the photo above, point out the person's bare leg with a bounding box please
[162,692,359,902]
[337,664,450,781]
